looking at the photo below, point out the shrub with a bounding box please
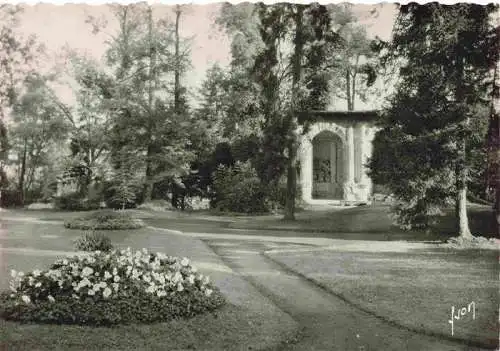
[268,180,303,210]
[54,192,101,211]
[211,161,269,214]
[64,210,144,230]
[103,181,144,210]
[0,249,225,326]
[0,189,23,208]
[74,231,113,252]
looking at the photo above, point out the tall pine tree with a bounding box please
[369,3,499,236]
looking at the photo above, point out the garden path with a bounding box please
[204,238,487,351]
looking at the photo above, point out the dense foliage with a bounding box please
[54,191,101,212]
[64,210,144,230]
[74,231,113,252]
[368,3,499,234]
[211,161,269,214]
[0,249,224,325]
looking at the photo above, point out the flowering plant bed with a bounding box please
[64,210,144,230]
[0,248,225,326]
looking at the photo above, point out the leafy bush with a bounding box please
[211,161,269,214]
[103,181,144,210]
[74,231,113,252]
[0,249,225,326]
[64,210,144,230]
[54,192,101,211]
[268,180,303,210]
[0,189,23,208]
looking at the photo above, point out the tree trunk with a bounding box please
[174,5,181,113]
[143,6,155,203]
[456,164,472,238]
[18,139,27,205]
[346,69,352,111]
[284,144,297,220]
[454,44,472,238]
[284,5,305,221]
[143,144,154,203]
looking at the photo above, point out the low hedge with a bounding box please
[64,210,144,230]
[54,192,101,212]
[1,249,225,326]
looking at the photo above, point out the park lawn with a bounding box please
[227,203,497,241]
[0,303,290,351]
[0,217,298,351]
[267,248,499,349]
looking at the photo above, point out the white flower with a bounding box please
[33,269,42,277]
[112,267,118,276]
[48,295,55,303]
[131,269,141,279]
[203,276,210,285]
[88,289,95,296]
[157,290,167,297]
[157,253,166,260]
[82,267,94,277]
[205,289,213,297]
[62,259,69,265]
[113,275,120,283]
[180,257,190,267]
[187,275,195,285]
[103,287,112,298]
[112,283,119,291]
[172,272,183,284]
[35,282,42,288]
[17,271,24,277]
[21,295,31,304]
[145,285,157,294]
[177,283,184,292]
[10,269,17,278]
[104,271,112,280]
[80,278,91,287]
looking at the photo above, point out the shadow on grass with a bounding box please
[0,303,293,351]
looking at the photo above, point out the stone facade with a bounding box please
[298,111,377,204]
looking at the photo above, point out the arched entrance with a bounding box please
[312,131,344,199]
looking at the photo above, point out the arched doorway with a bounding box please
[312,131,344,199]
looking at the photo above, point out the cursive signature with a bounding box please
[449,301,475,336]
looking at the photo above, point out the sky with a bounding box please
[13,3,398,110]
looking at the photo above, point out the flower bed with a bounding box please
[0,248,225,326]
[64,210,144,230]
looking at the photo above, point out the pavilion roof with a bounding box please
[298,110,380,124]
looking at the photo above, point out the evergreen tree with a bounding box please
[369,3,499,236]
[253,3,341,219]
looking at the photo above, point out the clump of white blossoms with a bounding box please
[7,248,215,305]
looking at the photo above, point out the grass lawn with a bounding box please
[0,303,289,351]
[0,214,297,351]
[267,248,499,349]
[227,203,497,241]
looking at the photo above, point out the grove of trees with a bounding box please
[0,3,497,238]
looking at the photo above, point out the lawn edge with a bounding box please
[263,250,498,350]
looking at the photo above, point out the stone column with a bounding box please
[343,125,356,201]
[358,123,370,202]
[299,137,313,204]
